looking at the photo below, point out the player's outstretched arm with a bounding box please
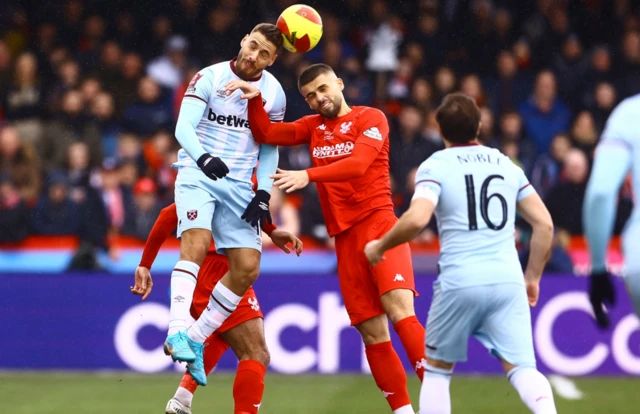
[223,80,311,146]
[517,193,553,306]
[364,198,435,266]
[582,141,631,327]
[131,204,178,300]
[583,142,631,273]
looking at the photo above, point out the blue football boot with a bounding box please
[163,331,196,363]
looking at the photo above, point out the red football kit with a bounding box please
[247,96,416,326]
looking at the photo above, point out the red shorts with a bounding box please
[190,253,263,334]
[335,210,417,326]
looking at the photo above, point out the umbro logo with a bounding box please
[173,295,185,303]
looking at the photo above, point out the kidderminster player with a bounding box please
[224,63,426,414]
[131,203,302,414]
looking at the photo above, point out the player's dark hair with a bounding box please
[298,63,335,90]
[435,93,481,144]
[251,23,284,52]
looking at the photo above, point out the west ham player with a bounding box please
[584,93,640,328]
[131,201,302,414]
[224,64,427,414]
[165,23,286,386]
[364,93,557,414]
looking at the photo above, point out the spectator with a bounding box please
[65,141,91,203]
[0,174,30,243]
[122,177,162,240]
[519,70,571,156]
[91,92,121,159]
[389,105,440,191]
[0,125,41,204]
[97,159,127,233]
[552,34,589,109]
[122,77,173,136]
[41,89,101,171]
[339,57,373,107]
[498,111,535,172]
[484,50,532,118]
[530,132,572,198]
[3,52,44,145]
[570,111,598,157]
[31,170,81,235]
[590,82,617,133]
[147,35,188,90]
[544,149,590,235]
[0,41,13,102]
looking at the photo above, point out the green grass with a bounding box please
[1,373,639,413]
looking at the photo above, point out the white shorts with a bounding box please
[425,281,536,368]
[174,166,262,254]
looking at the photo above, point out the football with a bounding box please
[276,4,323,53]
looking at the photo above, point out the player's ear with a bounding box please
[336,78,344,91]
[240,35,248,47]
[268,54,278,66]
[476,122,482,139]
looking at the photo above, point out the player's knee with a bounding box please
[229,257,260,286]
[240,344,270,367]
[381,289,416,325]
[356,315,391,345]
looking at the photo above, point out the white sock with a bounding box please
[419,366,452,414]
[508,366,557,414]
[188,281,242,343]
[394,404,415,414]
[168,261,200,336]
[174,386,193,407]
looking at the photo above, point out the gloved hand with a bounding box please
[242,190,272,229]
[197,153,229,181]
[589,270,616,329]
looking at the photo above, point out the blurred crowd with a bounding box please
[0,0,638,270]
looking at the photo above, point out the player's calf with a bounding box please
[419,359,453,414]
[222,319,270,414]
[381,289,427,381]
[504,362,557,414]
[168,229,210,338]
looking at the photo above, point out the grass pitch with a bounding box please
[2,372,638,413]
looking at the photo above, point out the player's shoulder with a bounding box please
[301,113,324,126]
[614,93,640,113]
[354,106,387,122]
[200,62,227,77]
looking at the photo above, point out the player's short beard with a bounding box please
[318,96,342,119]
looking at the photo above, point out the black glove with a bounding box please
[589,270,616,329]
[197,154,229,181]
[242,190,272,229]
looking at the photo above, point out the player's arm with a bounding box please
[583,139,631,327]
[131,204,178,300]
[139,203,178,270]
[306,111,388,182]
[364,160,440,265]
[243,144,279,228]
[176,71,229,180]
[223,80,311,146]
[583,141,632,273]
[517,192,554,283]
[247,94,311,145]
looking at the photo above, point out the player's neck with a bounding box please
[335,104,352,118]
[445,139,480,148]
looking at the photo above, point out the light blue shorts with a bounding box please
[174,166,262,254]
[425,281,536,367]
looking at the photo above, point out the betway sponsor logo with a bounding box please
[312,142,354,158]
[207,108,250,129]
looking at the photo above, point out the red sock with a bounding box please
[394,315,427,381]
[179,333,230,394]
[233,360,267,414]
[365,341,412,411]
